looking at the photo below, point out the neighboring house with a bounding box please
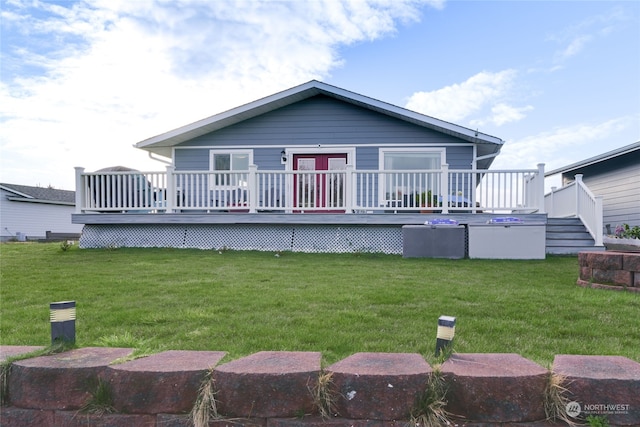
[545,141,640,230]
[73,80,557,255]
[0,183,83,241]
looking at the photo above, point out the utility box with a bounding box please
[402,223,466,259]
[468,217,545,259]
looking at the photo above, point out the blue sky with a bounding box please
[1,0,639,190]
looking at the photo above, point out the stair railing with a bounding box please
[545,174,603,246]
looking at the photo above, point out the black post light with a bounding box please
[435,315,456,357]
[50,300,76,344]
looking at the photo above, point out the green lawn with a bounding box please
[1,243,638,366]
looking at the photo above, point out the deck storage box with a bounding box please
[468,217,545,259]
[402,223,465,259]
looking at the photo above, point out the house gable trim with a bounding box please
[136,81,503,158]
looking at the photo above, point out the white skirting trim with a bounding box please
[79,224,402,254]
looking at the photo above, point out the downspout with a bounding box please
[474,151,500,165]
[148,152,172,165]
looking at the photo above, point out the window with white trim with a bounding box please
[379,148,444,205]
[209,150,252,187]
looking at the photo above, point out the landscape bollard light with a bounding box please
[435,315,456,357]
[50,301,76,344]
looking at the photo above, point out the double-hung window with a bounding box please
[379,148,444,206]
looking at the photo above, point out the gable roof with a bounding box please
[135,80,504,159]
[0,183,75,205]
[545,141,640,177]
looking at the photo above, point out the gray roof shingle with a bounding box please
[0,183,76,204]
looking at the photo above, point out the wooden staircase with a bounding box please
[546,217,605,255]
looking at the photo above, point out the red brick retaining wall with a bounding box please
[578,251,640,292]
[1,346,638,427]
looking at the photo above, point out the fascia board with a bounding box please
[136,80,503,155]
[6,197,74,206]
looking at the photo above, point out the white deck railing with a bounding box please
[545,174,603,246]
[75,164,546,215]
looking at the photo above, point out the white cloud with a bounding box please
[560,34,593,59]
[0,0,439,189]
[473,103,535,128]
[550,6,629,63]
[405,69,528,125]
[491,116,638,171]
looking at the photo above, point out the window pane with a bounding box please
[231,153,249,170]
[214,154,231,171]
[384,152,440,170]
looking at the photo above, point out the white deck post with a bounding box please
[248,164,258,213]
[575,174,583,217]
[536,163,546,214]
[595,195,604,246]
[74,167,85,213]
[165,165,175,213]
[549,186,557,217]
[440,164,449,214]
[344,164,353,214]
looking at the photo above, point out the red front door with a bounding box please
[293,153,347,212]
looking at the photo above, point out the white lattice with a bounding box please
[292,226,401,253]
[80,224,402,254]
[184,225,294,251]
[80,225,186,248]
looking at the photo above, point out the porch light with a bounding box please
[50,300,76,344]
[435,315,456,357]
[281,150,287,163]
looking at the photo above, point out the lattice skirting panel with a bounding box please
[79,224,403,254]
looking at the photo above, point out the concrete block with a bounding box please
[106,350,226,414]
[0,345,45,362]
[157,413,268,427]
[0,406,55,427]
[327,352,431,420]
[587,252,623,270]
[578,251,589,267]
[592,268,633,286]
[579,266,592,281]
[8,347,132,410]
[553,355,640,426]
[54,410,156,426]
[623,253,640,272]
[213,351,322,418]
[268,417,405,427]
[440,353,548,423]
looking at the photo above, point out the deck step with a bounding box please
[545,217,604,255]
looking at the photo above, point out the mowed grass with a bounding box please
[1,243,638,366]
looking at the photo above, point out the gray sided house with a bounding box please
[1,183,83,241]
[74,81,565,256]
[546,141,640,231]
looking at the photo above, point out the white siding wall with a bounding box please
[583,163,640,229]
[0,190,83,240]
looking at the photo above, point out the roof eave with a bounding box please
[136,81,503,157]
[6,197,75,206]
[545,141,640,177]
